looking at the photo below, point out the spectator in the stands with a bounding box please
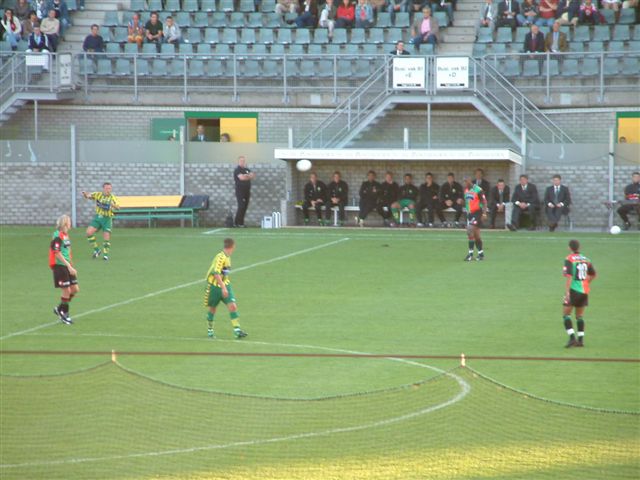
[545,20,568,52]
[578,0,599,25]
[478,0,498,29]
[296,0,318,27]
[35,0,47,19]
[388,0,409,23]
[557,0,580,25]
[26,24,49,51]
[517,0,539,26]
[21,10,39,37]
[355,0,374,27]
[318,0,337,39]
[523,23,545,52]
[496,0,519,29]
[14,0,30,21]
[431,0,454,25]
[40,8,59,51]
[145,11,163,51]
[536,0,558,27]
[411,6,439,50]
[2,9,22,49]
[335,0,355,27]
[220,133,231,142]
[275,0,299,15]
[411,0,423,12]
[128,12,144,48]
[45,0,70,37]
[164,15,181,44]
[82,24,104,53]
[391,39,410,54]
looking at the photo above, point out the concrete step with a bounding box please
[456,2,485,11]
[437,42,473,55]
[445,26,476,36]
[454,10,481,20]
[443,33,476,43]
[454,18,480,27]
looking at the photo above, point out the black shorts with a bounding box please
[52,265,77,288]
[564,290,588,308]
[467,211,483,227]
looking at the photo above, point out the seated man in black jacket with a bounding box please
[440,172,464,226]
[302,172,328,226]
[417,172,445,227]
[357,170,381,227]
[544,174,571,231]
[378,171,399,226]
[508,174,539,231]
[326,171,349,226]
[488,178,510,229]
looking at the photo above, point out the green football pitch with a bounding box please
[1,226,638,479]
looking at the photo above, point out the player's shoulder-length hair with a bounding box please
[56,214,71,231]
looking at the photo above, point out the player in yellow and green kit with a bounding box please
[203,238,248,339]
[463,176,488,262]
[562,239,596,348]
[82,182,119,261]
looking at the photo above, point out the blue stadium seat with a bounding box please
[489,43,506,54]
[573,26,590,42]
[592,26,610,42]
[336,59,352,77]
[96,59,113,75]
[130,0,146,11]
[142,43,158,55]
[580,58,599,76]
[607,41,624,57]
[420,43,434,54]
[229,12,246,28]
[376,12,392,28]
[354,59,372,78]
[179,42,195,55]
[560,58,578,76]
[288,43,305,54]
[148,0,162,11]
[295,29,311,44]
[600,8,615,24]
[285,59,298,77]
[603,58,620,76]
[395,12,410,27]
[197,43,212,57]
[252,43,267,58]
[307,43,322,54]
[633,27,640,41]
[211,12,226,27]
[189,59,205,76]
[78,58,96,75]
[204,27,219,44]
[332,29,348,44]
[313,59,331,77]
[207,59,227,77]
[66,0,77,10]
[241,28,256,43]
[350,28,366,44]
[194,11,209,27]
[314,29,329,44]
[270,43,285,57]
[472,43,487,57]
[221,28,238,43]
[262,59,280,77]
[264,12,281,28]
[241,60,261,77]
[234,43,249,59]
[261,0,276,12]
[502,59,521,76]
[621,57,639,75]
[522,59,540,77]
[104,11,120,27]
[344,43,360,57]
[214,43,231,59]
[258,28,274,43]
[325,43,342,54]
[160,43,175,55]
[111,27,128,43]
[169,59,185,76]
[201,0,216,12]
[278,29,292,44]
[434,11,448,27]
[369,28,384,44]
[495,27,512,43]
[165,0,180,12]
[239,0,255,11]
[299,59,316,77]
[630,41,640,52]
[612,25,630,42]
[569,41,584,53]
[477,27,493,43]
[175,11,191,27]
[122,11,133,25]
[542,59,559,76]
[220,0,234,12]
[185,28,202,44]
[515,27,528,44]
[135,58,150,76]
[247,12,263,27]
[105,42,121,57]
[124,42,138,54]
[618,8,635,24]
[361,43,377,59]
[588,41,604,53]
[184,0,199,12]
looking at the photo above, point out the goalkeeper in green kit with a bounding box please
[203,238,247,339]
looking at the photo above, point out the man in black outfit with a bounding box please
[544,174,571,231]
[326,171,349,226]
[473,168,491,195]
[418,172,445,227]
[302,172,328,225]
[233,155,255,228]
[508,174,539,231]
[617,171,640,230]
[378,171,399,226]
[488,178,510,229]
[439,172,464,226]
[357,170,380,227]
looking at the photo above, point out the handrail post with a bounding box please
[511,96,516,132]
[282,53,288,104]
[133,54,138,102]
[545,52,550,104]
[84,52,89,99]
[598,51,604,103]
[333,54,337,103]
[183,55,188,103]
[232,54,238,102]
[49,52,54,92]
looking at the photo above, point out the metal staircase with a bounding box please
[297,56,575,149]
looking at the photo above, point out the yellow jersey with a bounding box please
[206,251,231,286]
[90,192,119,217]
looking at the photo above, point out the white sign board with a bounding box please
[58,53,73,86]
[392,57,425,89]
[436,57,469,89]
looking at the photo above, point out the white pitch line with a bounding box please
[0,341,470,470]
[0,238,350,342]
[201,228,227,235]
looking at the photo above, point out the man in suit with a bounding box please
[191,124,209,142]
[544,174,571,231]
[488,178,510,229]
[479,0,498,29]
[410,6,440,50]
[544,20,569,53]
[473,168,491,196]
[496,0,519,29]
[391,40,410,55]
[523,24,545,53]
[508,174,539,231]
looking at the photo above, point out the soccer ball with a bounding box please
[296,159,312,172]
[610,225,622,235]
